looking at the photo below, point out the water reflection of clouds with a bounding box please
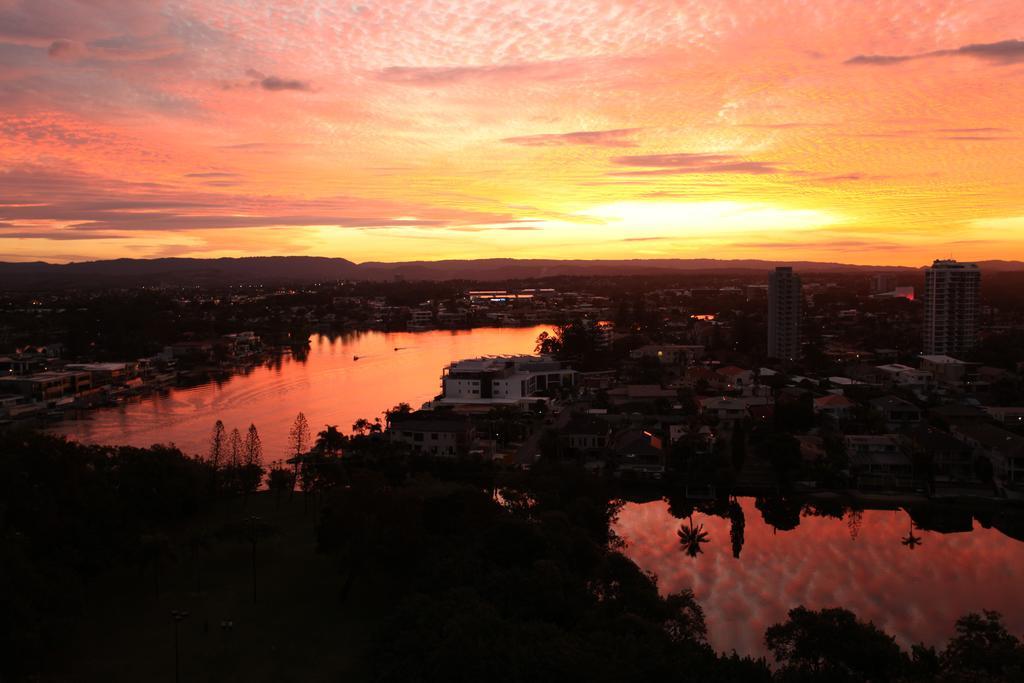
[616,499,1024,657]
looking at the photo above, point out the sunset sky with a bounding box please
[2,0,1023,265]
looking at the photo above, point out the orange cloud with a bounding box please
[0,1,1022,264]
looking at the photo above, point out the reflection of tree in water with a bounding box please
[847,508,863,541]
[755,496,802,532]
[728,498,745,559]
[901,516,923,550]
[803,499,846,520]
[664,490,695,523]
[678,515,710,558]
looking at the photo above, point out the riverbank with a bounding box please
[43,327,553,457]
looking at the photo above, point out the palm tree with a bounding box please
[316,425,346,455]
[384,403,412,429]
[677,515,710,558]
[901,517,923,550]
[351,417,371,436]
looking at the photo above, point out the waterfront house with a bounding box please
[907,427,975,482]
[388,412,476,458]
[65,362,137,386]
[611,429,666,480]
[950,422,1024,486]
[845,434,912,488]
[0,370,92,403]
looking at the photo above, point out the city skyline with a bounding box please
[2,1,1024,265]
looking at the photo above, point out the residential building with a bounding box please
[768,266,802,360]
[870,395,922,430]
[0,370,92,402]
[630,344,705,366]
[437,355,575,406]
[388,412,475,458]
[606,384,678,407]
[984,406,1024,428]
[919,354,973,389]
[716,366,753,391]
[813,393,855,421]
[908,427,975,482]
[951,422,1024,485]
[699,395,771,423]
[796,434,827,462]
[611,430,666,480]
[929,403,989,425]
[682,366,724,392]
[870,272,897,294]
[65,362,137,385]
[561,415,612,452]
[876,363,934,394]
[845,434,912,487]
[409,309,434,329]
[923,260,980,355]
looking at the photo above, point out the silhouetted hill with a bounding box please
[0,256,360,289]
[0,256,1021,289]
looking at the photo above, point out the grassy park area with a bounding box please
[51,493,380,683]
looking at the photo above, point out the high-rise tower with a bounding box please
[768,266,802,360]
[923,260,980,355]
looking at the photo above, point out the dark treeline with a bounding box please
[0,434,216,678]
[2,432,1024,681]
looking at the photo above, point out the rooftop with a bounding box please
[919,355,968,365]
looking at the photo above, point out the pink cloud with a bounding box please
[502,128,640,147]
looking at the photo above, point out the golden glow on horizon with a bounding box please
[1,1,1024,265]
[578,201,844,234]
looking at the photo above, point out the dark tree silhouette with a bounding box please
[267,460,295,506]
[940,610,1024,679]
[316,424,346,455]
[289,412,311,456]
[729,498,746,559]
[209,419,226,473]
[765,606,909,682]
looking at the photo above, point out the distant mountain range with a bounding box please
[0,256,1022,289]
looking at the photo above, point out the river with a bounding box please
[49,326,1024,657]
[50,326,551,458]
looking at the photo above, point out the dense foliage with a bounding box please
[0,433,216,678]
[2,433,1023,681]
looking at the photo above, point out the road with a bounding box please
[514,405,574,466]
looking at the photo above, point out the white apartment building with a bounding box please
[437,355,576,406]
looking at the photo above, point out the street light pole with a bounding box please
[249,515,261,605]
[170,609,190,683]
